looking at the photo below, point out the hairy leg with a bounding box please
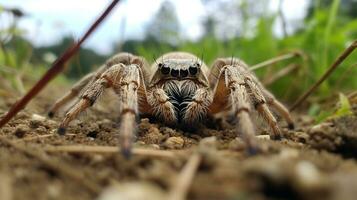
[58,63,147,157]
[48,52,150,117]
[48,72,95,117]
[261,90,294,129]
[224,66,257,149]
[58,75,109,133]
[242,63,294,129]
[48,64,109,117]
[239,69,282,139]
[209,64,257,151]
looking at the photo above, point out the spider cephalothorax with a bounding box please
[147,52,211,127]
[48,51,294,156]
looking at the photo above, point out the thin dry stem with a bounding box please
[0,136,102,194]
[290,40,357,111]
[0,0,120,128]
[250,51,301,71]
[15,134,54,142]
[168,153,202,200]
[263,64,299,85]
[43,145,177,158]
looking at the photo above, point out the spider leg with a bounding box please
[57,69,110,134]
[209,58,293,153]
[58,63,149,157]
[262,90,294,129]
[112,65,142,157]
[238,68,283,139]
[244,66,294,129]
[209,64,257,151]
[48,72,96,118]
[48,52,150,118]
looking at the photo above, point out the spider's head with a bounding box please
[157,59,201,79]
[149,55,209,87]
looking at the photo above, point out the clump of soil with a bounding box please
[1,86,357,200]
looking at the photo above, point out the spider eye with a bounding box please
[196,63,201,67]
[171,69,179,77]
[189,66,198,75]
[180,69,188,78]
[160,64,170,75]
[158,63,163,67]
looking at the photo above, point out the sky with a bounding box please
[1,0,309,55]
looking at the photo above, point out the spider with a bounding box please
[48,52,294,156]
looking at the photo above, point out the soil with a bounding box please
[1,86,357,200]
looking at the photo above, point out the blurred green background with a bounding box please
[0,0,356,112]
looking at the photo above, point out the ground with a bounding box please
[0,86,357,200]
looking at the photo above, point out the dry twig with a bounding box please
[43,145,178,158]
[0,0,120,128]
[250,51,302,71]
[290,40,357,111]
[263,64,300,85]
[168,153,202,200]
[15,134,54,142]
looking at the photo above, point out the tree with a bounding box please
[307,0,357,18]
[145,0,181,45]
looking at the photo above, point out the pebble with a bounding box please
[256,135,271,140]
[14,124,29,138]
[98,182,166,200]
[309,122,334,134]
[279,148,299,159]
[163,136,184,149]
[295,161,323,189]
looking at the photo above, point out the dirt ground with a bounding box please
[1,86,357,200]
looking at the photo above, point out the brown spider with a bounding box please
[48,52,294,156]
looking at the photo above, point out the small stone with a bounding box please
[256,135,270,140]
[160,127,177,136]
[134,141,146,147]
[31,114,46,121]
[98,182,166,200]
[279,148,299,159]
[144,127,164,144]
[14,124,28,138]
[295,161,323,189]
[29,114,45,129]
[308,122,334,135]
[163,137,184,149]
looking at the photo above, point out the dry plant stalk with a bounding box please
[290,40,357,111]
[0,136,102,194]
[0,0,120,128]
[263,64,299,85]
[15,134,54,142]
[168,153,202,200]
[43,145,177,158]
[250,51,302,71]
